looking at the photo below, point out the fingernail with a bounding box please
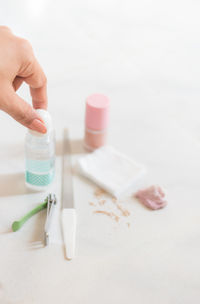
[29,119,47,133]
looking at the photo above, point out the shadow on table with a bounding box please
[0,139,85,198]
[56,138,85,155]
[0,228,13,235]
[28,207,47,250]
[0,172,38,197]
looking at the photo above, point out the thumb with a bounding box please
[0,86,47,133]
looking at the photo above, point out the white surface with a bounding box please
[77,146,146,197]
[0,1,200,303]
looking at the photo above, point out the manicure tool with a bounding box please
[61,129,77,260]
[12,198,48,232]
[12,193,57,247]
[44,193,57,246]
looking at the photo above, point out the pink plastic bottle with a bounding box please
[84,93,110,151]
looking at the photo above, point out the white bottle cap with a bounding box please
[29,109,53,136]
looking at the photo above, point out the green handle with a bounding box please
[12,199,48,232]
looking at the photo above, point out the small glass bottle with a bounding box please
[84,94,110,151]
[25,109,55,191]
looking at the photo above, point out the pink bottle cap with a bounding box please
[85,94,110,130]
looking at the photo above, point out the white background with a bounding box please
[0,1,200,303]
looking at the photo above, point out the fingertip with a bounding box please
[29,118,47,134]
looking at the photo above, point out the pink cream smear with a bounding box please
[135,185,167,210]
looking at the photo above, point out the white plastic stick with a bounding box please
[62,208,77,260]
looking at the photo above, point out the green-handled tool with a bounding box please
[12,198,48,232]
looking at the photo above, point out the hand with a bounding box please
[0,26,47,133]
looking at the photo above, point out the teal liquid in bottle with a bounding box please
[25,110,55,191]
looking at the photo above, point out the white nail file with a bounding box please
[61,129,77,260]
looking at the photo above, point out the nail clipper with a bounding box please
[44,193,57,246]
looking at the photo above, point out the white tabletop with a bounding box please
[0,1,200,303]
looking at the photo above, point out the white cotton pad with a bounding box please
[77,146,146,198]
[29,109,53,137]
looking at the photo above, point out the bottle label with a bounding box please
[25,159,55,187]
[26,170,54,186]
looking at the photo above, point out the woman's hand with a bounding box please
[0,26,47,133]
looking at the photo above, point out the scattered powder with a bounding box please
[116,203,130,217]
[91,189,131,225]
[89,202,96,207]
[98,199,106,206]
[112,197,117,203]
[135,185,167,210]
[111,198,130,217]
[94,210,120,222]
[112,213,120,222]
[94,188,106,198]
[94,210,111,217]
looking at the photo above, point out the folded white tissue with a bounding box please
[77,146,146,198]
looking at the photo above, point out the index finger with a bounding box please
[30,83,47,110]
[22,57,47,110]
